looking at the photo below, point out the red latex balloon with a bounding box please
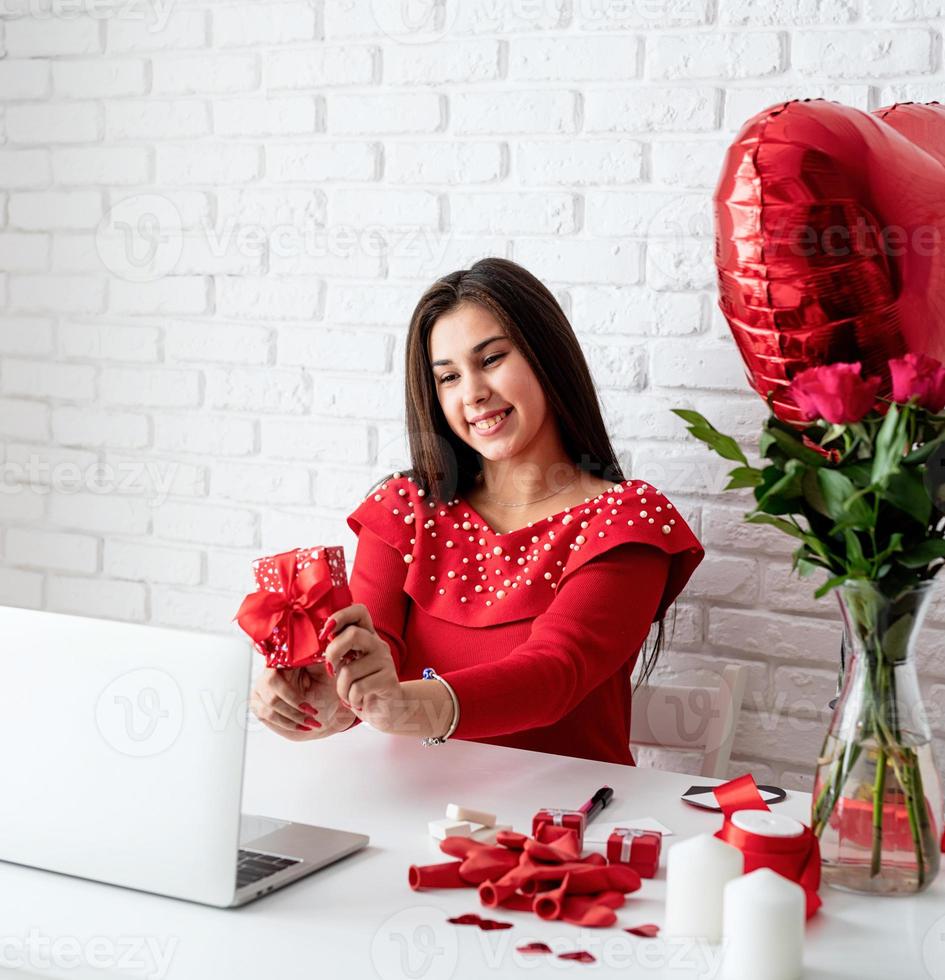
[714,99,945,425]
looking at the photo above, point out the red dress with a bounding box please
[346,472,704,765]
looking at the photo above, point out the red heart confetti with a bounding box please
[447,914,482,925]
[516,942,552,955]
[477,918,514,931]
[625,923,660,938]
[558,951,596,964]
[446,913,513,931]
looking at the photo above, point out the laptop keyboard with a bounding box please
[236,848,301,889]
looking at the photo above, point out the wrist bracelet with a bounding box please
[420,667,460,746]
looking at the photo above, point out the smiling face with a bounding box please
[428,302,554,464]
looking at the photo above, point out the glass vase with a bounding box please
[811,579,943,895]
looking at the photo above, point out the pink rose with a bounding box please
[889,352,945,413]
[787,362,882,424]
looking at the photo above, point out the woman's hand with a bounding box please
[322,603,403,733]
[250,661,356,742]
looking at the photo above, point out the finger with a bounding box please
[251,688,312,730]
[256,714,310,741]
[337,659,385,708]
[256,682,316,727]
[318,602,375,643]
[250,691,298,731]
[346,670,393,714]
[323,626,376,676]
[265,669,318,719]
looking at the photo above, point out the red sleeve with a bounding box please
[347,522,409,676]
[441,543,671,740]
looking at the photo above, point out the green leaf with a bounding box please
[817,468,874,528]
[755,459,805,512]
[814,572,852,600]
[672,409,710,427]
[801,468,830,517]
[671,409,748,465]
[882,470,932,526]
[840,462,872,487]
[796,557,822,579]
[871,403,906,487]
[766,426,827,468]
[873,532,904,565]
[801,532,835,564]
[724,466,764,490]
[745,511,805,540]
[896,538,945,569]
[843,529,868,571]
[903,428,945,465]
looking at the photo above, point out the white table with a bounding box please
[0,724,941,979]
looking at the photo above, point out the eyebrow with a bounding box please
[431,334,508,368]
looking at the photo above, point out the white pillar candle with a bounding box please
[664,833,743,942]
[722,868,804,980]
[730,810,804,838]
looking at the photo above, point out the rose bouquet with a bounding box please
[672,353,945,894]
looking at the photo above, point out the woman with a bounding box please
[250,258,704,765]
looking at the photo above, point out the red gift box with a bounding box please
[827,796,934,853]
[234,546,352,669]
[606,828,662,878]
[532,809,585,849]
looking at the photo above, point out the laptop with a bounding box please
[0,604,368,908]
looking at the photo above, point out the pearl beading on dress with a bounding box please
[363,472,677,609]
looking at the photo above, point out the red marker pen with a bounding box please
[579,785,614,825]
[532,785,615,849]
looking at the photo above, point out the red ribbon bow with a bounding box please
[713,773,822,920]
[234,550,335,666]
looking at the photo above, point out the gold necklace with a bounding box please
[476,470,582,508]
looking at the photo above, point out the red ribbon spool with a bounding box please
[713,774,822,920]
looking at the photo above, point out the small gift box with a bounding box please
[532,809,585,849]
[607,828,662,878]
[234,546,352,668]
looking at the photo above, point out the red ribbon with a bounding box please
[713,774,822,920]
[234,551,336,666]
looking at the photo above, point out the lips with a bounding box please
[470,407,514,434]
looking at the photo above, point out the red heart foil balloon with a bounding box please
[715,99,945,425]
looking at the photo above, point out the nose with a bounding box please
[461,375,491,408]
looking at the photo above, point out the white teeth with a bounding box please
[474,410,509,430]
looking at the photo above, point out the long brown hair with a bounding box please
[370,256,668,685]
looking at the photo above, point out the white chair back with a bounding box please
[630,664,747,779]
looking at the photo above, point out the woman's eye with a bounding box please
[437,353,504,385]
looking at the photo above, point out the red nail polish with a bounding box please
[326,662,335,678]
[299,702,316,714]
[311,720,323,728]
[319,617,337,640]
[296,724,312,732]
[304,714,318,725]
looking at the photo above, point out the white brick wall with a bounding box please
[2,0,944,790]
